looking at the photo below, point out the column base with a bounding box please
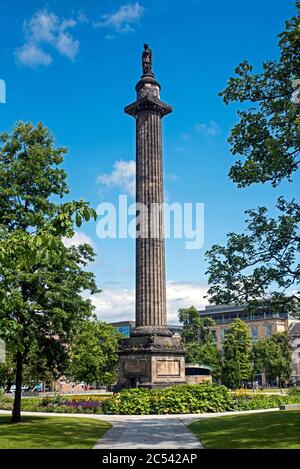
[118,335,186,389]
[131,325,173,337]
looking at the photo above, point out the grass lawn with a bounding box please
[0,415,111,449]
[189,411,300,449]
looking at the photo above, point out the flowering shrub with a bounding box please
[102,384,234,415]
[102,388,153,415]
[0,393,110,414]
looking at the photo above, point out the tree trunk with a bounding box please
[11,351,23,424]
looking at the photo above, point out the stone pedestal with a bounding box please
[118,335,186,388]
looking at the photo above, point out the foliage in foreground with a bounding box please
[102,385,232,415]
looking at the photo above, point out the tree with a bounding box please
[0,122,98,423]
[252,332,292,385]
[178,306,222,379]
[67,320,121,387]
[205,4,300,316]
[221,319,252,389]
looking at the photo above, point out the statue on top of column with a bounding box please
[142,44,153,75]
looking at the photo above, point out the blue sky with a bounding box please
[0,0,298,322]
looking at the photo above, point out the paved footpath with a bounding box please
[0,408,279,449]
[94,415,202,449]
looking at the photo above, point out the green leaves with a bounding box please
[252,332,291,383]
[51,200,97,237]
[222,319,253,389]
[66,320,120,386]
[205,198,300,314]
[178,307,222,379]
[220,6,300,187]
[102,384,233,415]
[0,122,68,231]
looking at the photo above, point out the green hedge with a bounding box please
[102,384,234,415]
[102,388,153,415]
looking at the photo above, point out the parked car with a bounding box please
[8,385,30,393]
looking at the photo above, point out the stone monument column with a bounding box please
[119,45,186,389]
[125,44,172,337]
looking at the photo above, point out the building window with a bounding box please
[221,328,229,340]
[264,324,273,337]
[211,330,217,342]
[117,326,131,337]
[250,326,259,340]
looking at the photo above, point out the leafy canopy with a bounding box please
[67,320,121,386]
[252,332,292,383]
[178,306,222,378]
[220,3,300,187]
[206,4,300,314]
[221,318,253,389]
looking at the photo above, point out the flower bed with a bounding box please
[0,393,110,414]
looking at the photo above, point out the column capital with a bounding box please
[124,95,173,118]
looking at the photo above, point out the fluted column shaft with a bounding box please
[135,110,166,327]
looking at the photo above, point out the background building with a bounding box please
[289,322,300,385]
[111,321,182,338]
[199,302,300,385]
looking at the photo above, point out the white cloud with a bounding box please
[166,281,208,323]
[93,2,145,33]
[62,231,95,249]
[97,160,136,197]
[15,9,80,67]
[15,43,52,67]
[194,121,221,137]
[97,160,177,197]
[90,286,135,323]
[89,281,208,324]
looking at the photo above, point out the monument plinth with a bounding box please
[118,44,186,388]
